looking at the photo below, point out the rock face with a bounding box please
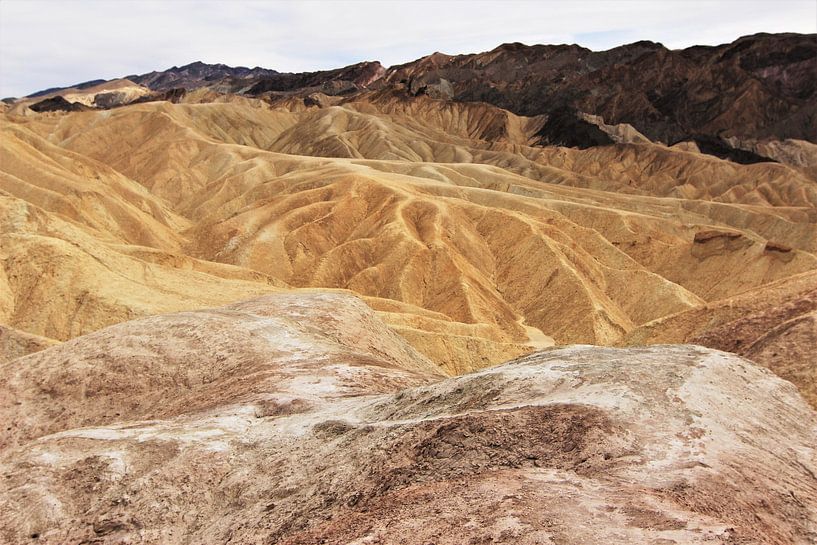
[385,33,817,147]
[245,61,386,95]
[0,292,442,450]
[28,95,89,112]
[18,33,816,160]
[120,59,387,98]
[0,325,55,363]
[125,61,280,91]
[0,295,815,544]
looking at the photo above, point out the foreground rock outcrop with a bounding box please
[1,294,815,544]
[625,270,817,409]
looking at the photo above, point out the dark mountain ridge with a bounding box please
[386,33,816,146]
[19,33,817,160]
[124,61,280,91]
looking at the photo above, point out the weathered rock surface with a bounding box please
[0,325,56,364]
[385,33,817,147]
[0,296,815,544]
[625,271,817,408]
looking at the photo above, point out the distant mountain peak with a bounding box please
[17,33,817,152]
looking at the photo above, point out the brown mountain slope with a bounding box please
[1,297,815,544]
[99,34,817,152]
[14,34,816,163]
[385,33,817,145]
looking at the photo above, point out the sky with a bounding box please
[0,0,815,98]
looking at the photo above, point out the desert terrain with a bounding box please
[1,32,816,543]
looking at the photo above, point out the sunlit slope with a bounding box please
[0,121,188,250]
[2,97,815,372]
[0,194,283,340]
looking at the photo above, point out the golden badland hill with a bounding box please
[2,34,817,544]
[2,93,815,384]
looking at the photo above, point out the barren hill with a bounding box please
[1,295,815,544]
[386,33,817,147]
[2,32,817,543]
[14,34,817,159]
[2,90,816,381]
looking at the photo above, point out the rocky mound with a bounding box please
[625,271,817,408]
[0,325,55,364]
[0,296,815,544]
[0,292,442,450]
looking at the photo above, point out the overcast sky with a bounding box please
[1,0,815,98]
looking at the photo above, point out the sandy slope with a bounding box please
[15,79,152,109]
[0,294,815,544]
[2,94,815,539]
[1,96,815,377]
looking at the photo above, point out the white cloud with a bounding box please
[0,0,814,97]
